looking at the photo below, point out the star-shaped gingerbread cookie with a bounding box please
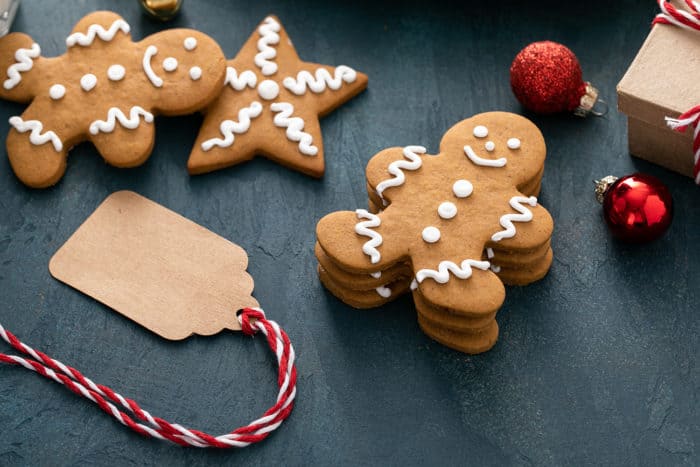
[187,15,368,178]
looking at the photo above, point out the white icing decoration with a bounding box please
[438,201,457,219]
[270,102,318,156]
[225,67,257,90]
[3,43,41,90]
[183,37,197,51]
[89,106,154,135]
[49,84,65,100]
[66,19,130,47]
[255,16,281,76]
[422,226,441,243]
[375,146,426,200]
[80,73,97,92]
[485,141,495,152]
[375,286,391,298]
[473,125,488,138]
[163,57,178,72]
[452,180,473,198]
[257,79,280,100]
[9,116,62,151]
[142,45,163,88]
[416,259,491,284]
[464,145,507,167]
[410,279,418,291]
[201,101,263,151]
[491,264,501,273]
[107,64,125,81]
[189,66,202,80]
[507,137,521,149]
[282,66,357,95]
[370,271,382,279]
[486,247,495,259]
[355,209,382,264]
[491,196,538,242]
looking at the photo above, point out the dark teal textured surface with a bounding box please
[0,1,698,465]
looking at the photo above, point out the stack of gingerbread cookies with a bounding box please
[316,112,554,354]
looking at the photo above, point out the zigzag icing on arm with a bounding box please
[491,196,538,242]
[355,209,382,264]
[464,145,507,167]
[270,102,318,156]
[9,116,62,151]
[3,43,41,90]
[375,146,426,200]
[282,66,357,95]
[89,106,154,135]
[255,16,281,76]
[66,19,131,47]
[201,101,263,151]
[416,259,491,284]
[224,67,257,91]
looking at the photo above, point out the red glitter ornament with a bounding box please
[595,173,673,243]
[510,41,599,116]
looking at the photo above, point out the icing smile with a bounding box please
[142,45,163,88]
[464,145,507,167]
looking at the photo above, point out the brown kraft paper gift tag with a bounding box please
[49,191,259,339]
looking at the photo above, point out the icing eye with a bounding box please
[257,79,280,100]
[438,202,457,219]
[49,84,65,100]
[189,66,202,80]
[422,226,441,243]
[162,57,178,72]
[507,137,521,149]
[473,125,488,138]
[183,37,197,51]
[484,141,495,152]
[107,64,125,81]
[80,73,97,92]
[452,180,473,198]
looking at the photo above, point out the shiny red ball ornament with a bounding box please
[595,173,673,243]
[510,41,599,116]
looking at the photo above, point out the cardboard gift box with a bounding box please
[617,16,700,178]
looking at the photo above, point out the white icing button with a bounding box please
[49,84,65,100]
[473,125,488,138]
[507,137,521,149]
[422,226,441,243]
[107,64,125,81]
[257,79,280,100]
[438,202,457,219]
[183,37,197,51]
[80,73,97,92]
[163,57,178,72]
[452,179,473,198]
[485,141,495,152]
[189,66,202,80]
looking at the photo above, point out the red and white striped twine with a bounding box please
[0,307,297,448]
[654,0,700,184]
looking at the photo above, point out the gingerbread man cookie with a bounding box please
[316,112,554,354]
[187,15,368,178]
[0,11,226,188]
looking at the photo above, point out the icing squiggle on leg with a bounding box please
[270,102,318,156]
[89,106,154,135]
[201,102,263,151]
[9,116,63,151]
[416,259,491,284]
